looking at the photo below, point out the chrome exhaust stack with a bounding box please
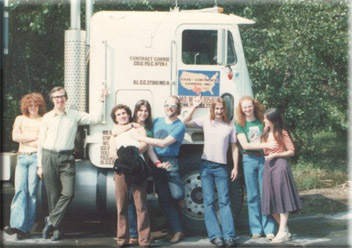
[64,0,87,111]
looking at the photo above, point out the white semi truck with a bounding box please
[2,1,255,234]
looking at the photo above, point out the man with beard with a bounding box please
[135,96,185,244]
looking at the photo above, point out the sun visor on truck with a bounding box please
[229,14,255,25]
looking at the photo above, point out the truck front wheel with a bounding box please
[178,145,244,235]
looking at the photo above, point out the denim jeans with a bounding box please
[200,160,236,241]
[153,157,184,233]
[10,153,39,233]
[242,155,276,235]
[128,186,138,238]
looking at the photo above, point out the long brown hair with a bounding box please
[132,100,152,130]
[236,96,264,127]
[261,108,285,145]
[20,93,46,117]
[210,98,230,124]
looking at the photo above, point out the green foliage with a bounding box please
[234,1,348,156]
[3,0,69,150]
[2,0,348,169]
[291,130,347,190]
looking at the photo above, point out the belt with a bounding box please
[243,151,263,157]
[201,159,226,165]
[43,148,73,155]
[18,152,37,156]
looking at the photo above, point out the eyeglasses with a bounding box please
[164,104,177,109]
[52,95,66,99]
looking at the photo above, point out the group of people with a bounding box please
[4,86,302,247]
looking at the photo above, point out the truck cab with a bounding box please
[2,5,255,235]
[77,8,254,234]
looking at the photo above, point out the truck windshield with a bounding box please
[182,30,237,65]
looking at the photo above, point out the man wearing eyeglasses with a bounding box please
[36,86,107,241]
[135,95,185,243]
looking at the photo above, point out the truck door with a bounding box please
[175,25,239,121]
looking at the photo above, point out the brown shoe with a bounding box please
[177,200,185,209]
[129,238,138,245]
[3,226,16,235]
[170,232,184,243]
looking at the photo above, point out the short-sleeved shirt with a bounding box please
[193,117,236,165]
[264,130,295,155]
[152,117,185,157]
[235,119,263,154]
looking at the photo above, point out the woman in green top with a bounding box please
[110,99,153,245]
[235,96,277,240]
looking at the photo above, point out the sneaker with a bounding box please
[50,232,63,241]
[266,233,275,241]
[3,226,16,236]
[224,238,237,247]
[211,238,225,247]
[16,230,30,240]
[252,233,261,239]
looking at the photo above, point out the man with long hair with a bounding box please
[184,96,239,247]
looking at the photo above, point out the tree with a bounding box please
[232,1,348,156]
[2,0,348,158]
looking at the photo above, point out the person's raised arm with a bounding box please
[183,95,202,127]
[78,88,109,125]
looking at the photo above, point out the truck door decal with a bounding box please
[100,130,115,166]
[178,70,220,108]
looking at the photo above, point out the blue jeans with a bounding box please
[153,157,184,233]
[200,160,236,241]
[128,186,138,238]
[10,153,39,232]
[242,155,276,235]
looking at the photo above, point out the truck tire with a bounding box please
[178,145,244,235]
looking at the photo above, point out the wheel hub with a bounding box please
[182,172,205,220]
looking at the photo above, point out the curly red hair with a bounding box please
[20,93,46,117]
[235,96,264,127]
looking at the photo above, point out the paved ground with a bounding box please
[1,182,351,247]
[1,210,350,247]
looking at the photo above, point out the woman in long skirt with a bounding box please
[261,108,302,243]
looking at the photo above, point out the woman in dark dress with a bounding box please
[261,108,302,243]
